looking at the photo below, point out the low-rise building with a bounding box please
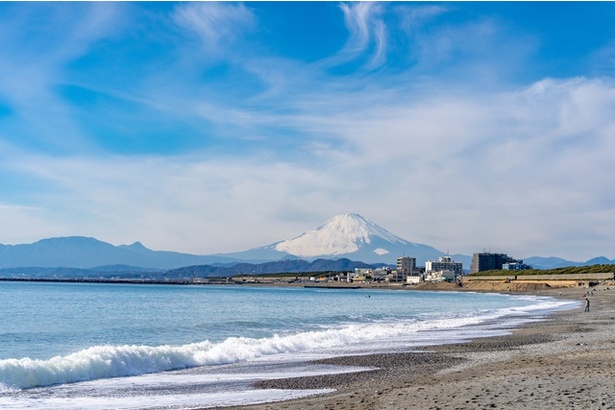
[425,255,463,278]
[502,261,532,271]
[372,267,391,282]
[387,270,405,283]
[354,268,373,277]
[406,275,421,285]
[424,269,456,283]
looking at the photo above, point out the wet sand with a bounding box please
[217,282,615,409]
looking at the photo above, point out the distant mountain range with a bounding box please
[0,236,238,270]
[522,256,615,270]
[0,213,612,273]
[0,259,382,280]
[165,258,382,278]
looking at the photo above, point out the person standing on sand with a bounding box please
[584,297,590,312]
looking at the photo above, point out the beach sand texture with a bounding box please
[219,283,615,410]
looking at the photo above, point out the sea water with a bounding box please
[0,281,578,409]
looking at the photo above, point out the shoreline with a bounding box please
[216,283,614,410]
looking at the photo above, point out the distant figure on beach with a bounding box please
[584,297,590,312]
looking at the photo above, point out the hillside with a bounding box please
[0,258,386,281]
[469,264,615,277]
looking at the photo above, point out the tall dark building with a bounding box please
[470,252,518,273]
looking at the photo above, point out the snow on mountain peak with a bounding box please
[274,213,408,257]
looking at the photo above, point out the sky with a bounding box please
[1,2,614,262]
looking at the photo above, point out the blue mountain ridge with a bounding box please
[0,236,239,270]
[1,212,613,271]
[0,235,611,271]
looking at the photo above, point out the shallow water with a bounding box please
[0,281,578,408]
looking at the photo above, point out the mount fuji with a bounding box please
[218,213,445,264]
[0,214,447,270]
[0,214,609,271]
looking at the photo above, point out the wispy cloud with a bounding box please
[331,2,387,70]
[172,2,256,56]
[0,3,124,154]
[398,4,449,32]
[1,3,614,261]
[4,74,614,259]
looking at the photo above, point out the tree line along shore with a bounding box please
[1,263,613,291]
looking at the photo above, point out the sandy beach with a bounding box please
[218,282,615,410]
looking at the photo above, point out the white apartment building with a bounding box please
[425,255,463,278]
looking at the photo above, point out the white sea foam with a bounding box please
[0,388,336,410]
[0,295,575,391]
[0,362,354,409]
[0,343,210,390]
[0,330,366,389]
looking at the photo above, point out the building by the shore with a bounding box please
[470,252,530,273]
[502,261,532,271]
[425,255,463,278]
[396,256,420,282]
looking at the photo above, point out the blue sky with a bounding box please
[1,2,614,261]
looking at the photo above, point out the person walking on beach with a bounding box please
[584,297,590,312]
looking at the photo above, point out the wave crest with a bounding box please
[0,298,573,390]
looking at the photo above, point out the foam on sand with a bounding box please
[0,388,336,410]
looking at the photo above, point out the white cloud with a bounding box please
[240,75,615,261]
[0,203,68,245]
[0,3,125,153]
[334,2,387,69]
[340,2,375,53]
[1,4,614,263]
[399,4,449,32]
[172,2,256,55]
[4,76,615,261]
[368,19,387,70]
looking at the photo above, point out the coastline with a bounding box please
[216,283,615,410]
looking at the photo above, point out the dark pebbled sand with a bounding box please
[213,283,615,410]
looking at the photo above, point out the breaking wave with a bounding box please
[0,296,574,390]
[0,321,460,389]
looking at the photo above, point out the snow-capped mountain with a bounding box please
[275,213,408,257]
[0,215,610,270]
[221,213,445,264]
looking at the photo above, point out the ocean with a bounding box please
[0,281,578,409]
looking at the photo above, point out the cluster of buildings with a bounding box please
[470,252,531,273]
[348,255,463,284]
[347,252,531,284]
